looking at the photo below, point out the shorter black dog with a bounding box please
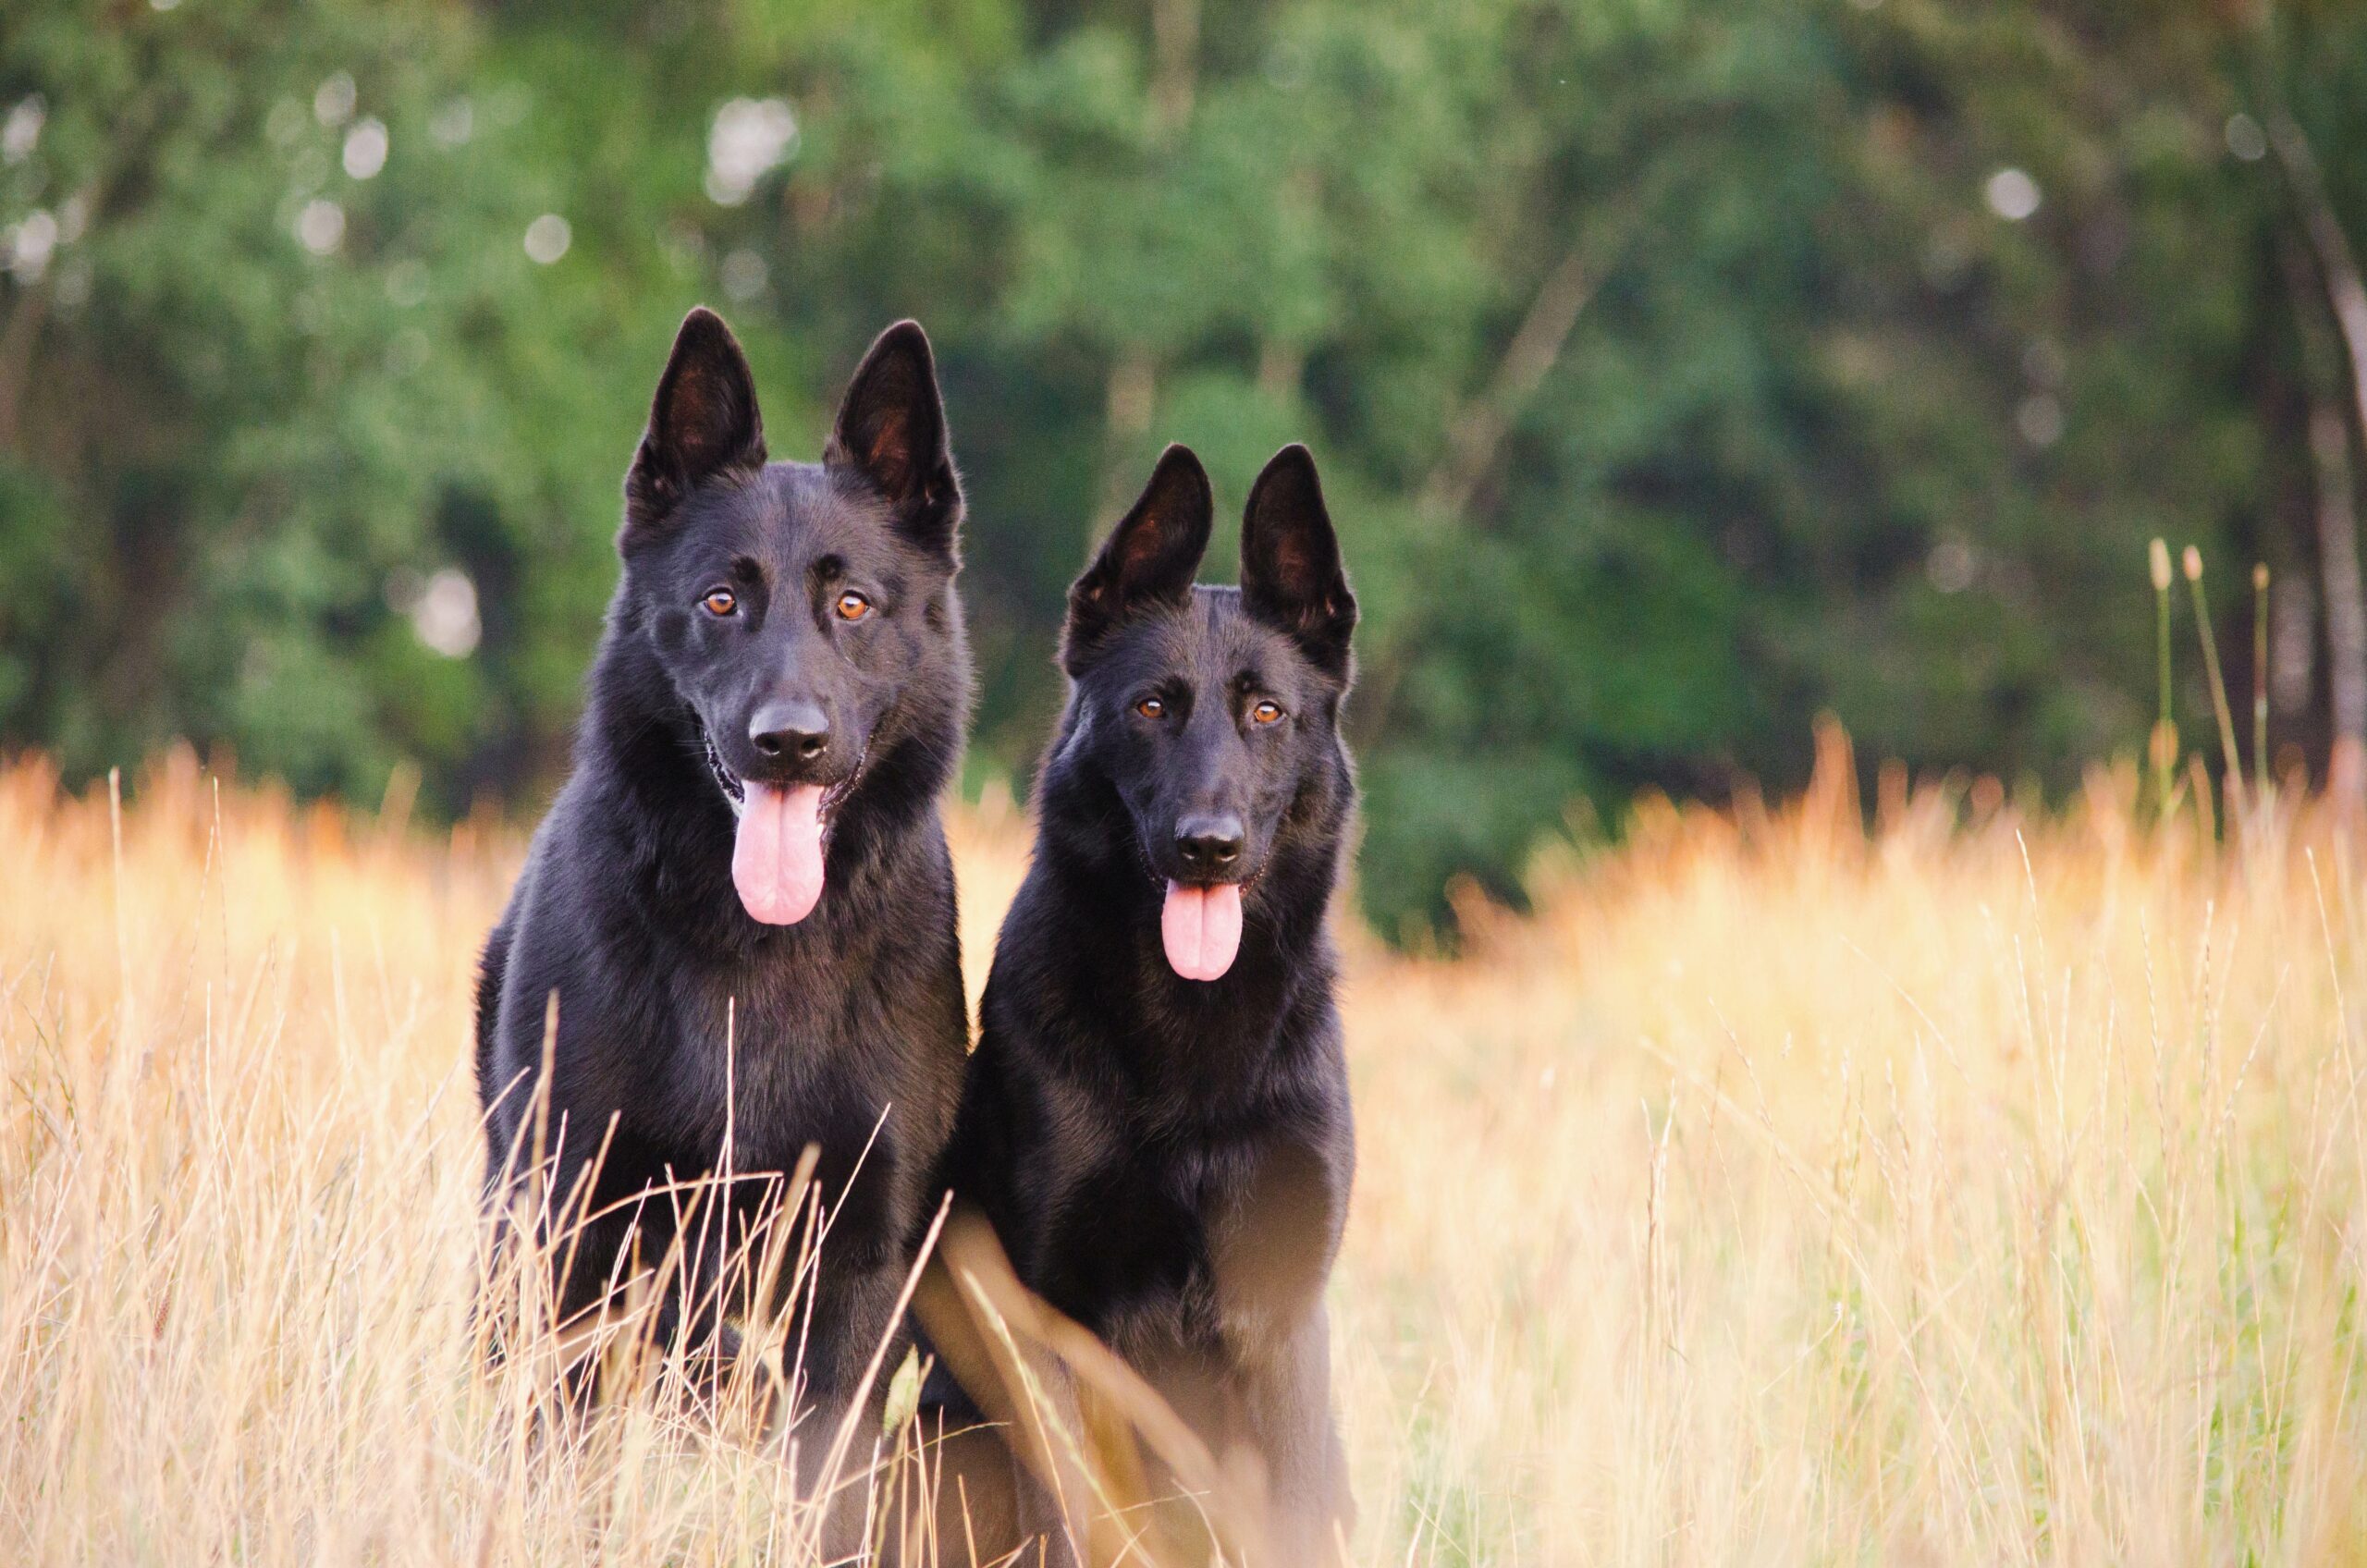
[935,443,1358,1563]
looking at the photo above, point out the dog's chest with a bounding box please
[646,959,912,1161]
[1069,1150,1224,1356]
[1072,1121,1340,1360]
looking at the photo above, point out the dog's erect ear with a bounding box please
[623,307,767,539]
[1062,445,1212,676]
[1241,444,1355,678]
[827,320,962,559]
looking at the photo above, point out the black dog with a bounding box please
[935,443,1358,1563]
[474,308,972,1473]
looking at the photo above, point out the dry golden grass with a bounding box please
[7,730,2367,1563]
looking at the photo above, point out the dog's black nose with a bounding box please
[1174,814,1245,874]
[749,700,830,763]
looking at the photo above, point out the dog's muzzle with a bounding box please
[695,720,871,825]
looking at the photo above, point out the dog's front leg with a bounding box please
[1231,1308,1354,1568]
[783,1256,916,1562]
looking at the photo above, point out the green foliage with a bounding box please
[3,0,2363,936]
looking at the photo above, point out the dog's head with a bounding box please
[619,307,965,925]
[1056,443,1357,980]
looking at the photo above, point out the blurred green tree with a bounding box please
[5,0,2367,937]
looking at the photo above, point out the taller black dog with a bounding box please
[938,443,1358,1562]
[475,309,971,1448]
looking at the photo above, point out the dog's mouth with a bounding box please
[697,729,869,821]
[699,727,747,814]
[697,723,869,926]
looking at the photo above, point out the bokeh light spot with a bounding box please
[2,96,45,165]
[396,568,481,658]
[342,117,388,179]
[2226,113,2267,162]
[720,248,768,301]
[5,209,58,282]
[429,98,474,149]
[523,213,570,264]
[296,199,346,255]
[1985,166,2041,221]
[705,97,798,206]
[314,72,356,129]
[1926,537,1977,594]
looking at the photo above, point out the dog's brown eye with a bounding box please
[1251,700,1284,726]
[701,588,737,617]
[835,591,872,622]
[1135,696,1165,719]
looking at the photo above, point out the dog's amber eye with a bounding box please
[1251,700,1284,726]
[701,588,737,617]
[1135,696,1165,719]
[834,591,872,622]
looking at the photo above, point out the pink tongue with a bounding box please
[1160,880,1244,981]
[731,781,827,925]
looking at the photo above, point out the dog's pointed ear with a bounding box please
[623,307,767,540]
[826,319,962,559]
[1241,444,1355,678]
[1063,445,1212,675]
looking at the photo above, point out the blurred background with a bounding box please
[6,0,2367,938]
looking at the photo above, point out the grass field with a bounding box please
[7,729,2367,1564]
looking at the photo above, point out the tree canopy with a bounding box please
[6,0,2367,936]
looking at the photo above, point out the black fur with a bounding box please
[937,444,1359,1562]
[474,309,973,1466]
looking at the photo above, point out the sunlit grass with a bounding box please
[6,730,2366,1563]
